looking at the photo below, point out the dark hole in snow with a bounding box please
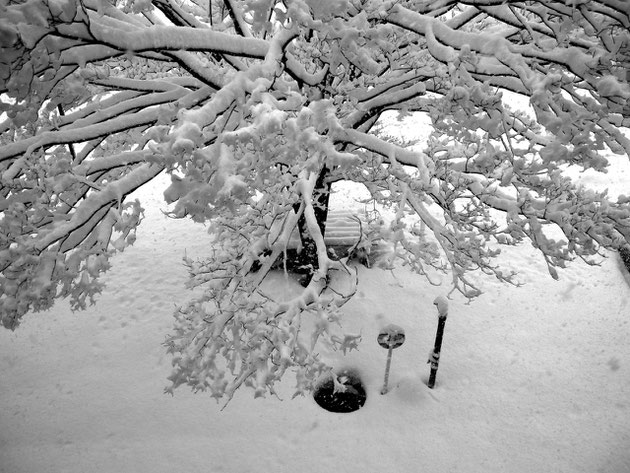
[313,369,366,413]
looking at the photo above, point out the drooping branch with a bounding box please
[88,20,269,58]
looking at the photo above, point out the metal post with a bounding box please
[381,345,394,394]
[427,296,448,389]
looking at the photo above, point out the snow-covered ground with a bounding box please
[2,152,630,472]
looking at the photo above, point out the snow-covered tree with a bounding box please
[1,0,629,401]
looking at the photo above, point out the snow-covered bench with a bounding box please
[283,210,367,250]
[324,210,367,247]
[268,210,370,271]
[265,209,390,275]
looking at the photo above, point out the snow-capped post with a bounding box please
[427,296,449,389]
[378,324,406,395]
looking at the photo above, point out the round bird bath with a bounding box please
[378,324,405,394]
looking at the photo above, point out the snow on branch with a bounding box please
[336,128,433,184]
[1,106,161,172]
[89,19,269,58]
[33,163,161,252]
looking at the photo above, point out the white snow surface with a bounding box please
[2,157,630,472]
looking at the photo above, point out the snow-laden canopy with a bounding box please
[1,0,629,400]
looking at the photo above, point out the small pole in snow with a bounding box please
[427,296,449,389]
[377,324,405,395]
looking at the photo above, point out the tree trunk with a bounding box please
[294,166,331,281]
